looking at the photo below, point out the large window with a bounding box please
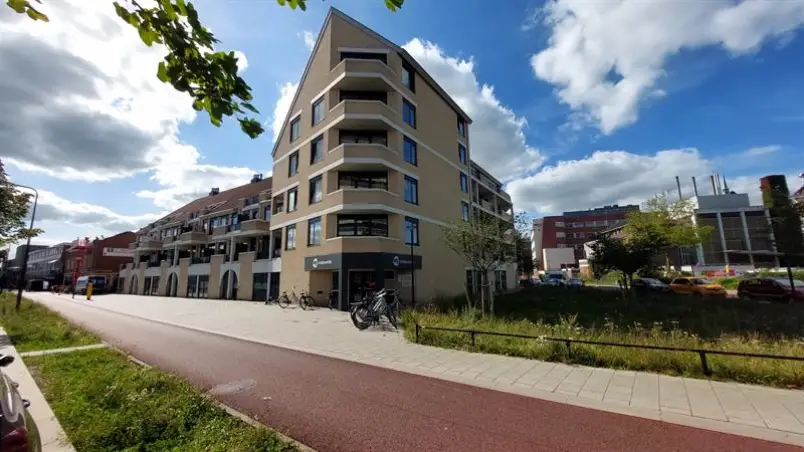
[458,144,467,164]
[287,188,298,212]
[460,173,468,193]
[403,137,417,165]
[285,225,296,250]
[461,202,470,221]
[310,135,324,164]
[404,216,419,245]
[458,117,466,138]
[290,117,300,142]
[402,62,415,92]
[272,196,284,215]
[339,90,387,104]
[404,176,418,205]
[309,176,323,204]
[402,100,416,128]
[339,130,387,146]
[340,51,387,64]
[312,97,325,125]
[307,217,322,246]
[337,215,389,237]
[338,171,388,190]
[288,151,299,177]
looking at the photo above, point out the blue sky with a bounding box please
[2,0,804,246]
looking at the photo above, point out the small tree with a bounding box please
[442,211,520,316]
[588,234,655,291]
[0,160,42,247]
[624,195,712,272]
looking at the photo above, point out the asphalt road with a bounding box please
[41,297,797,452]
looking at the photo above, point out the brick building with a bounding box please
[64,231,136,288]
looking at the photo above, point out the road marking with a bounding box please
[19,343,108,357]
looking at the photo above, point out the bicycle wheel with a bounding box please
[386,308,398,329]
[277,294,290,308]
[350,303,372,330]
[300,295,311,310]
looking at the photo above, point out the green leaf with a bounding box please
[175,0,187,16]
[138,27,158,46]
[156,62,169,83]
[7,0,26,14]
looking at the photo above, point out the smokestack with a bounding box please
[710,175,717,195]
[722,175,729,194]
[675,176,683,201]
[716,173,722,195]
[692,176,699,197]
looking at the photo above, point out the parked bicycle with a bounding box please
[273,289,298,309]
[350,288,403,330]
[298,289,315,310]
[327,289,339,310]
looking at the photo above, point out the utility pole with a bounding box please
[11,183,39,311]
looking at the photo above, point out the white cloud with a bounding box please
[530,0,804,134]
[743,145,781,157]
[270,82,298,143]
[299,30,316,51]
[402,39,544,182]
[34,190,164,232]
[507,148,713,214]
[233,50,248,73]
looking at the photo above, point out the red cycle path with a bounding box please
[45,298,798,452]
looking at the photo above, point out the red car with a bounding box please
[737,277,804,302]
[0,355,41,452]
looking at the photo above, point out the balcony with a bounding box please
[147,261,161,268]
[327,188,398,207]
[238,219,271,234]
[331,58,397,92]
[162,236,177,246]
[179,230,208,244]
[212,225,228,237]
[255,249,273,260]
[328,142,395,161]
[190,255,211,265]
[329,100,397,130]
[133,240,162,251]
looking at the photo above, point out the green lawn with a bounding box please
[0,292,98,352]
[27,348,296,451]
[406,287,804,388]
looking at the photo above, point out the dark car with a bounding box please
[632,278,671,293]
[0,355,41,452]
[737,277,804,302]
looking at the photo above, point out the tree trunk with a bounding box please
[488,270,496,317]
[463,282,473,310]
[665,251,671,275]
[479,271,486,316]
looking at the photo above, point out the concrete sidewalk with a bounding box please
[0,327,75,452]
[27,292,804,447]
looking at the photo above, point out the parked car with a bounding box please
[567,278,585,288]
[669,277,727,297]
[737,277,804,302]
[544,273,566,287]
[0,355,41,452]
[632,278,671,293]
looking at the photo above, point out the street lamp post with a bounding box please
[11,183,38,311]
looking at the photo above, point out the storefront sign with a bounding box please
[103,247,134,257]
[304,254,342,270]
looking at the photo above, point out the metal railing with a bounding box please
[413,323,804,376]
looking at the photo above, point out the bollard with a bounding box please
[86,282,93,301]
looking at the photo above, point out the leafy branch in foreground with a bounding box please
[6,0,404,139]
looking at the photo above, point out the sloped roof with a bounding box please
[137,178,272,234]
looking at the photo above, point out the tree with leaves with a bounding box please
[0,160,42,247]
[7,0,404,138]
[623,195,712,273]
[442,211,521,316]
[588,234,656,292]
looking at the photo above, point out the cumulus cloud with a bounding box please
[34,190,164,232]
[233,50,249,73]
[507,148,713,214]
[299,30,316,51]
[743,145,781,157]
[402,39,544,182]
[270,82,298,143]
[530,0,804,134]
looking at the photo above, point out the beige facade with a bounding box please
[269,8,516,309]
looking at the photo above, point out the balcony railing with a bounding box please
[255,249,272,260]
[272,249,282,259]
[147,261,161,268]
[190,256,211,265]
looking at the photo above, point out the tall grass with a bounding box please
[405,287,804,388]
[0,293,98,352]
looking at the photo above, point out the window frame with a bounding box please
[461,202,470,221]
[290,117,300,142]
[338,171,389,190]
[458,144,467,164]
[460,173,468,193]
[404,176,419,205]
[286,188,298,212]
[336,214,389,237]
[288,151,299,177]
[307,217,322,246]
[285,224,297,250]
[309,176,323,205]
[312,96,325,126]
[403,136,417,166]
[402,99,416,128]
[401,62,415,92]
[404,216,420,246]
[457,117,466,138]
[310,135,324,165]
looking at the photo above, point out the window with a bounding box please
[285,225,296,250]
[458,117,466,138]
[264,205,271,221]
[290,117,300,142]
[312,97,325,125]
[404,216,419,245]
[403,100,416,127]
[338,171,388,190]
[340,90,387,104]
[403,137,417,165]
[310,135,324,164]
[288,151,299,177]
[287,188,298,212]
[307,217,322,246]
[337,215,388,237]
[272,196,284,214]
[556,232,565,238]
[404,176,418,204]
[461,202,470,221]
[458,144,467,164]
[554,221,565,228]
[460,173,468,193]
[402,63,415,91]
[339,130,387,146]
[340,51,387,64]
[309,176,323,204]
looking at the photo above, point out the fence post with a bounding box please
[415,323,420,343]
[470,331,476,347]
[564,339,572,356]
[699,351,711,376]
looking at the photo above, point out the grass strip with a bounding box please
[27,348,297,451]
[0,292,98,352]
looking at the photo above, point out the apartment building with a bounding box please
[268,8,516,310]
[25,243,69,287]
[118,174,279,300]
[63,231,136,287]
[532,204,638,266]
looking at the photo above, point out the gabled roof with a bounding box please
[271,7,473,157]
[136,178,272,234]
